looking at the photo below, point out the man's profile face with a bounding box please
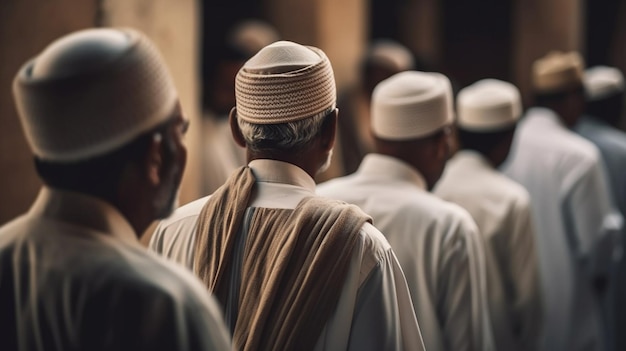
[155,103,189,219]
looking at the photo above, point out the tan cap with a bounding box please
[532,51,584,93]
[234,40,336,124]
[13,27,177,162]
[584,65,624,101]
[457,79,522,132]
[371,71,453,140]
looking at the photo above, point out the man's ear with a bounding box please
[229,107,247,148]
[145,133,164,186]
[319,108,338,152]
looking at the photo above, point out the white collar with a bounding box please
[358,153,427,190]
[248,159,316,192]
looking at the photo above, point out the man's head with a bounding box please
[371,71,454,190]
[456,79,521,167]
[584,65,625,127]
[360,39,415,100]
[13,28,188,233]
[229,40,338,178]
[532,51,585,128]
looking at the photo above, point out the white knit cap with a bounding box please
[371,71,453,140]
[584,65,624,101]
[366,39,415,72]
[234,40,336,124]
[532,51,584,93]
[13,27,177,162]
[457,79,522,132]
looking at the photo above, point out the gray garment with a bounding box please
[575,115,626,351]
[0,187,232,351]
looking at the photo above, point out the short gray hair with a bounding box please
[237,108,333,152]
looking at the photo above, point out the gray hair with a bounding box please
[237,108,333,152]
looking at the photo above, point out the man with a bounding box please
[150,40,424,351]
[501,51,622,351]
[318,71,494,351]
[434,79,542,350]
[0,28,231,350]
[575,66,626,351]
[335,39,416,176]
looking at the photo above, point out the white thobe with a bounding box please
[150,159,425,351]
[576,115,626,351]
[317,154,494,351]
[434,150,542,351]
[501,107,623,351]
[0,187,232,351]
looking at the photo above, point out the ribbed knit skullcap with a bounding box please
[13,27,177,162]
[371,71,453,140]
[366,39,415,72]
[457,79,522,132]
[234,40,336,124]
[532,51,584,93]
[584,65,624,101]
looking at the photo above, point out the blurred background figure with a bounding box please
[575,65,626,351]
[435,79,542,351]
[333,39,416,177]
[0,27,231,350]
[501,51,623,351]
[200,19,280,195]
[319,70,494,351]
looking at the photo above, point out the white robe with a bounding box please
[501,107,623,351]
[317,153,494,351]
[150,159,425,351]
[0,187,232,351]
[434,150,542,351]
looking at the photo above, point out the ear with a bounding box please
[229,107,247,148]
[145,133,164,186]
[319,108,338,152]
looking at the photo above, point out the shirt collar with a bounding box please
[526,107,564,127]
[29,186,139,246]
[358,153,427,190]
[248,159,317,192]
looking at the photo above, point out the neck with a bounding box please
[248,149,321,179]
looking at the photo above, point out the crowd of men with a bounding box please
[1,26,626,351]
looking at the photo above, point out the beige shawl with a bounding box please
[194,166,371,351]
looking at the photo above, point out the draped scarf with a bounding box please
[194,166,371,351]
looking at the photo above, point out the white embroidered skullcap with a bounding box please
[366,39,415,72]
[532,51,584,93]
[234,40,336,124]
[584,65,624,101]
[457,79,522,132]
[228,19,280,56]
[13,27,177,162]
[371,71,453,140]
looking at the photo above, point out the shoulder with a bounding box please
[150,196,211,265]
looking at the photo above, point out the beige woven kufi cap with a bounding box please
[371,71,453,140]
[13,27,177,162]
[584,65,624,101]
[532,51,584,93]
[234,40,336,124]
[457,79,522,132]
